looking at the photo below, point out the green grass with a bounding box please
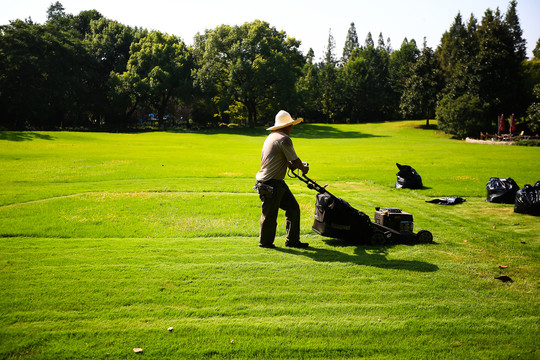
[0,121,538,359]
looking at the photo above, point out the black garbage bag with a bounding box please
[426,196,466,205]
[486,177,519,203]
[514,181,540,216]
[395,163,423,189]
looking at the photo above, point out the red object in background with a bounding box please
[499,114,506,133]
[510,113,516,133]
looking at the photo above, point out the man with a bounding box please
[255,110,310,249]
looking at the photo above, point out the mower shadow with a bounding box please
[276,240,438,273]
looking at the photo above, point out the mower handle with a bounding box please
[288,168,332,196]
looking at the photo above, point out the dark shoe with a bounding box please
[259,243,277,249]
[285,241,309,248]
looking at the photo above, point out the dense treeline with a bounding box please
[0,1,539,137]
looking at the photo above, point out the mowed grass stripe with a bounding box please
[1,236,536,359]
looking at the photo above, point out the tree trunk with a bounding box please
[246,100,256,128]
[157,92,171,129]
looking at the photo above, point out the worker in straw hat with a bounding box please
[254,110,310,249]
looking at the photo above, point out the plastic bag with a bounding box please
[514,181,540,216]
[395,163,423,189]
[426,197,466,205]
[486,177,519,203]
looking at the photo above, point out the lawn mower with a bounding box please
[288,169,433,245]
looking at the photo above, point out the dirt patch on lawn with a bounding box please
[465,137,514,145]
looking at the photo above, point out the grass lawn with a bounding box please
[0,121,538,359]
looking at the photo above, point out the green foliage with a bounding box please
[117,31,194,123]
[523,59,540,105]
[437,13,473,81]
[475,8,524,114]
[296,57,322,122]
[525,84,540,133]
[357,46,393,120]
[364,32,374,47]
[400,47,443,124]
[436,93,487,138]
[46,1,72,30]
[342,22,359,63]
[0,20,101,129]
[505,0,527,61]
[324,29,337,65]
[71,9,103,37]
[318,63,339,123]
[86,18,145,75]
[534,38,540,59]
[194,21,304,128]
[339,56,369,123]
[436,2,529,137]
[389,38,420,98]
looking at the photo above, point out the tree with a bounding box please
[84,18,147,126]
[436,4,529,136]
[324,29,337,65]
[505,0,526,61]
[318,29,340,123]
[340,55,369,122]
[46,1,72,30]
[533,38,540,59]
[436,94,486,139]
[377,33,385,50]
[71,9,103,38]
[389,38,420,115]
[436,13,479,101]
[297,49,322,121]
[86,18,146,75]
[361,45,393,120]
[475,7,525,118]
[116,31,194,125]
[365,32,374,48]
[400,47,443,125]
[0,19,100,129]
[437,12,469,81]
[194,20,304,127]
[525,84,540,133]
[318,63,339,123]
[342,22,359,64]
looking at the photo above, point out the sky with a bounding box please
[2,0,539,60]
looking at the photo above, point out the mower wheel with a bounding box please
[416,230,433,243]
[370,231,386,246]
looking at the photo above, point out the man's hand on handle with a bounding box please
[289,158,309,175]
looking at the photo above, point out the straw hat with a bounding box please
[266,110,303,131]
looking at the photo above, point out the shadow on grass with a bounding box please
[293,124,387,139]
[276,240,438,272]
[413,123,438,130]
[390,186,433,190]
[167,124,386,139]
[0,132,55,142]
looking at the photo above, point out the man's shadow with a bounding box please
[276,239,438,272]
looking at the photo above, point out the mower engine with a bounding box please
[370,207,433,245]
[374,207,414,232]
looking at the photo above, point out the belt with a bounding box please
[258,179,284,185]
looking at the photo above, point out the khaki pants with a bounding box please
[258,180,300,246]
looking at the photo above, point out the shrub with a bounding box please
[524,84,540,134]
[436,93,486,139]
